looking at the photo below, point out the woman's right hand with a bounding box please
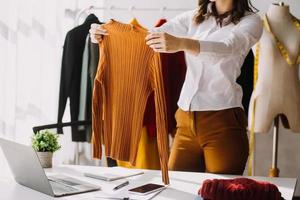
[89,23,108,43]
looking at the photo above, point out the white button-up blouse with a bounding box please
[154,9,263,111]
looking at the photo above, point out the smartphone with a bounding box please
[128,183,166,195]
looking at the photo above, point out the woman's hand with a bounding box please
[146,32,200,55]
[89,23,108,43]
[145,32,183,53]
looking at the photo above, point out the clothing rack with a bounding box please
[62,4,192,167]
[32,120,91,134]
[78,5,192,12]
[67,4,191,167]
[71,5,193,26]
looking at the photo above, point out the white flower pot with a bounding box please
[37,152,53,168]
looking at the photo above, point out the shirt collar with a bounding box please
[206,2,232,27]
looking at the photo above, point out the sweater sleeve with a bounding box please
[149,53,170,185]
[57,32,72,134]
[92,44,105,160]
[92,79,103,159]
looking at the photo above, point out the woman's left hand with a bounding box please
[145,32,183,53]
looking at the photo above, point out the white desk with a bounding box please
[0,165,297,200]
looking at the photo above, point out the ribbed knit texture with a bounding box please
[92,20,169,184]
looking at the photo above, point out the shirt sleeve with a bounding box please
[149,53,170,185]
[151,10,195,37]
[198,14,263,58]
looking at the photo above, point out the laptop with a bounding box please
[0,138,100,197]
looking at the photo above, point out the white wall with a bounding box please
[252,0,300,17]
[102,0,197,28]
[0,0,107,179]
[103,0,300,196]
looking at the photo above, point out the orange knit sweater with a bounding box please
[92,20,169,184]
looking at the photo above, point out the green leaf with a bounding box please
[31,130,61,153]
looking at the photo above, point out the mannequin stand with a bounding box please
[268,1,284,178]
[269,116,280,177]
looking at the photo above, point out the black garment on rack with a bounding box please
[57,14,100,142]
[237,50,254,116]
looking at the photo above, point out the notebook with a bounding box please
[84,171,144,182]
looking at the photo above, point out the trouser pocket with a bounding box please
[175,109,192,128]
[175,109,196,136]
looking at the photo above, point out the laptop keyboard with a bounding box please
[49,180,78,194]
[53,179,80,186]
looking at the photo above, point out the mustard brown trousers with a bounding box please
[168,108,249,175]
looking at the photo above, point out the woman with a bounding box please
[89,0,263,175]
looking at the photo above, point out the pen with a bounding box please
[113,181,129,191]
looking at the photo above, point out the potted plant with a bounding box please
[31,130,61,168]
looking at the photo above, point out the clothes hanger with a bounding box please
[106,5,115,21]
[129,6,146,29]
[129,6,136,20]
[154,6,167,27]
[160,6,167,20]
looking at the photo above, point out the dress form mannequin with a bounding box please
[248,3,300,133]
